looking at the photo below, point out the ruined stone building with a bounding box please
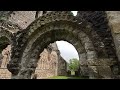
[0,41,67,79]
[34,43,67,79]
[0,11,120,79]
[0,11,67,79]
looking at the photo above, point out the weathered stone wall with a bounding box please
[57,56,67,76]
[76,11,118,79]
[33,43,67,79]
[8,11,36,29]
[34,48,57,79]
[0,68,11,79]
[87,59,115,79]
[0,11,67,79]
[106,11,120,62]
[6,11,51,30]
[34,69,56,79]
[0,45,11,79]
[1,11,118,79]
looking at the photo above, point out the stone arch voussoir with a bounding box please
[19,26,96,79]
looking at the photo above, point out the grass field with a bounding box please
[48,76,88,79]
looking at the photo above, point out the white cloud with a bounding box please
[56,41,79,62]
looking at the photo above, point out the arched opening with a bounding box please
[56,41,79,62]
[33,40,80,79]
[0,36,11,79]
[17,25,96,79]
[56,41,80,77]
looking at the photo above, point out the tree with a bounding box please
[68,58,79,72]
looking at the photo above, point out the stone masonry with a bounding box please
[0,45,11,79]
[0,43,67,79]
[33,42,67,79]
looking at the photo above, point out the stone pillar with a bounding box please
[15,68,34,79]
[7,62,20,79]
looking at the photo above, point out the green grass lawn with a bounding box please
[48,76,87,79]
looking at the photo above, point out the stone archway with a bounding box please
[18,29,95,79]
[7,11,99,79]
[7,11,116,79]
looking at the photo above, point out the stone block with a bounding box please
[79,53,87,65]
[80,66,89,76]
[88,66,99,79]
[0,68,11,79]
[87,51,97,60]
[96,66,112,79]
[85,42,94,51]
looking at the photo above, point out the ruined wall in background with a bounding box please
[34,42,67,79]
[0,43,67,79]
[0,45,11,79]
[57,56,67,76]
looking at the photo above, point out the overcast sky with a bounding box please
[71,11,77,16]
[56,41,79,63]
[56,11,78,63]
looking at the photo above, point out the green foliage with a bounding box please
[68,58,80,72]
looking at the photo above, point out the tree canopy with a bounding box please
[68,58,79,72]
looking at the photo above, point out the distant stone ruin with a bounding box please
[0,42,67,79]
